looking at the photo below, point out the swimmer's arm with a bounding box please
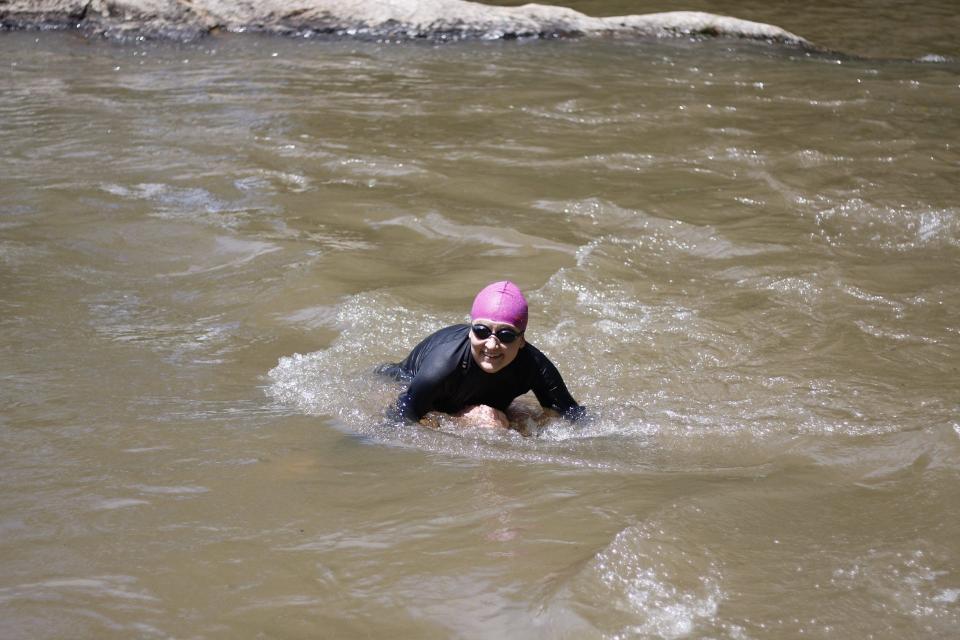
[536,395,586,422]
[391,387,433,424]
[391,359,457,424]
[533,360,587,422]
[527,349,586,422]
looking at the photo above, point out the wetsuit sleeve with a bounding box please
[396,365,447,422]
[527,346,585,421]
[393,341,463,423]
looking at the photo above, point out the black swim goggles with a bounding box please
[471,323,522,344]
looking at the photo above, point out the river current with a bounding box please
[1,2,958,638]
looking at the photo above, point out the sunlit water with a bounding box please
[2,7,959,638]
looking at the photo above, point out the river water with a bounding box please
[1,2,958,638]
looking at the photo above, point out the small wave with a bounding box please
[813,200,960,251]
[915,54,952,63]
[854,320,938,344]
[246,169,313,193]
[830,547,960,633]
[91,498,150,510]
[164,236,281,277]
[537,198,785,259]
[325,155,430,179]
[86,291,241,364]
[99,182,254,229]
[133,484,209,495]
[0,575,159,605]
[540,518,724,639]
[369,211,576,255]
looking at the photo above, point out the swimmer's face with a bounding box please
[469,319,525,374]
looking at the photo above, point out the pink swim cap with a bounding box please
[470,281,528,332]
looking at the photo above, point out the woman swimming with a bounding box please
[378,281,584,429]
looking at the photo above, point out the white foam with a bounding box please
[917,54,950,63]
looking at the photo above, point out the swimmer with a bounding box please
[378,281,585,430]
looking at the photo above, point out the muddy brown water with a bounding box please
[1,3,958,638]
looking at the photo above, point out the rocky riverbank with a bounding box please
[1,0,813,47]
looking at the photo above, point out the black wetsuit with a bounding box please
[378,324,584,423]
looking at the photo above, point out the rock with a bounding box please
[0,0,814,49]
[0,0,87,30]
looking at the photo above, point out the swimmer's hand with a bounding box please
[504,405,561,436]
[453,405,510,429]
[415,406,509,430]
[507,404,558,425]
[418,413,442,429]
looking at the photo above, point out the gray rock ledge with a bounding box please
[1,0,814,48]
